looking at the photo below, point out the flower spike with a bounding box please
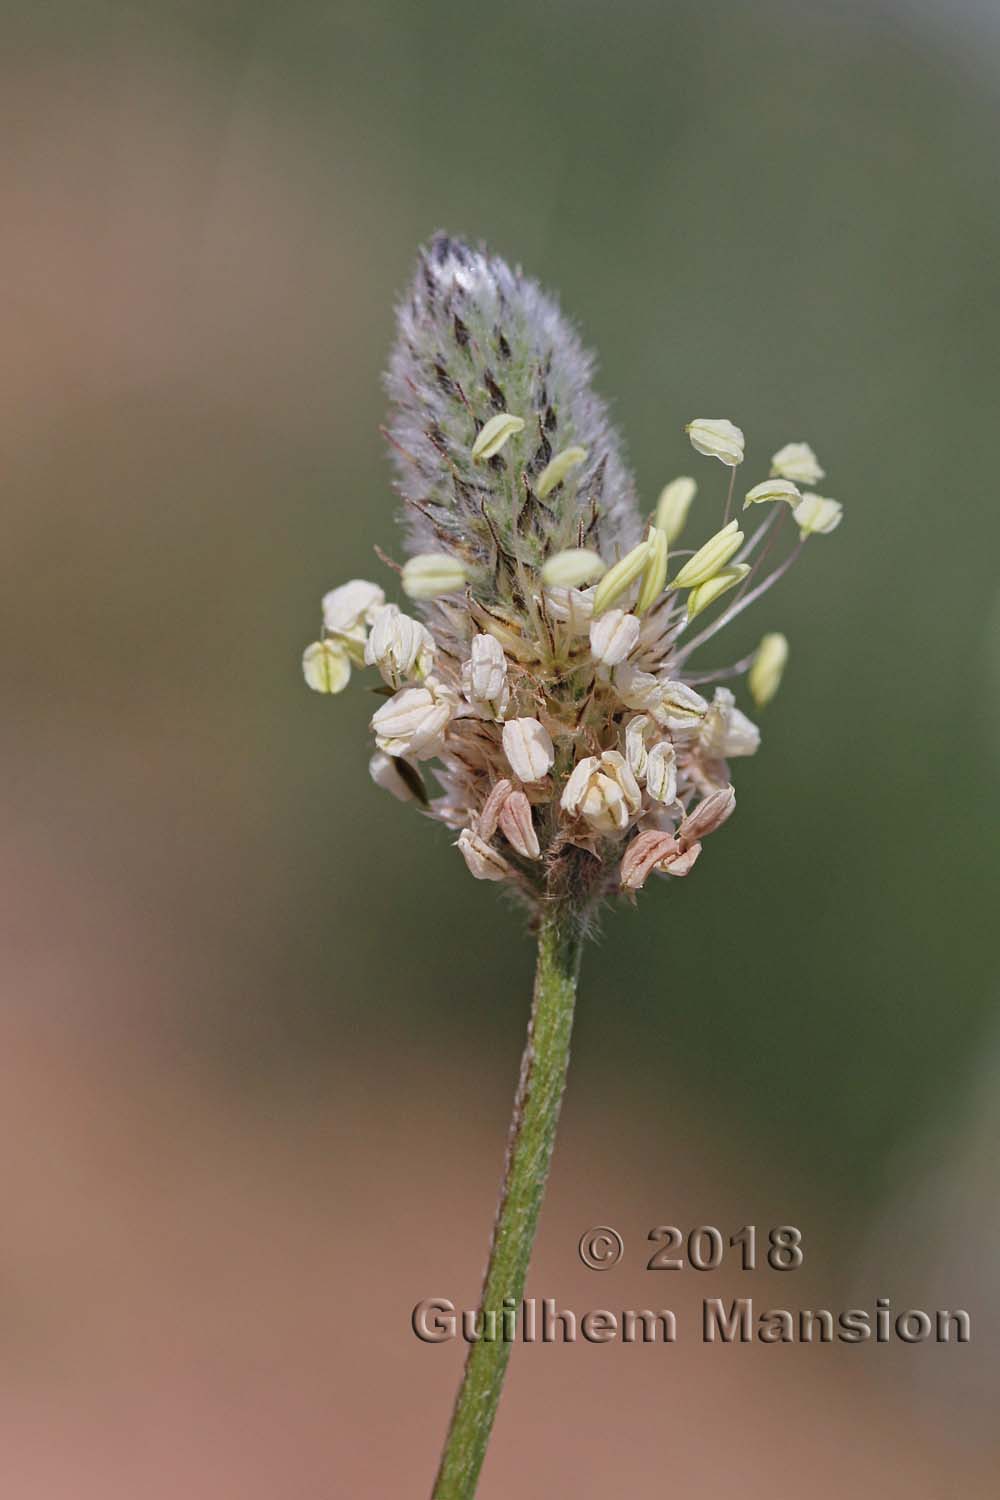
[301,233,842,906]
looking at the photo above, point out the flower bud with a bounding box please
[743,478,801,510]
[624,714,655,780]
[589,608,640,667]
[535,445,588,500]
[699,688,760,759]
[645,741,677,804]
[560,755,599,815]
[302,640,351,694]
[635,526,669,616]
[369,750,421,802]
[748,632,789,708]
[613,665,665,712]
[561,750,641,835]
[371,678,455,759]
[669,520,744,590]
[321,579,385,632]
[592,537,652,616]
[600,749,645,815]
[498,789,541,860]
[770,441,825,485]
[502,716,555,783]
[364,605,435,687]
[793,493,843,537]
[686,418,745,467]
[686,563,749,620]
[461,633,510,718]
[655,679,708,731]
[679,784,736,844]
[541,548,606,590]
[620,830,679,892]
[477,779,513,840]
[542,585,595,636]
[457,828,512,882]
[613,668,707,729]
[471,411,525,462]
[662,841,702,877]
[402,553,469,599]
[654,477,697,543]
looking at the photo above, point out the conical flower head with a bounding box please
[305,235,843,912]
[385,233,642,609]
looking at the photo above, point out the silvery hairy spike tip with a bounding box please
[303,233,845,910]
[386,232,643,587]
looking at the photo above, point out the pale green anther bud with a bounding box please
[654,477,697,542]
[471,411,525,463]
[540,548,606,590]
[402,553,469,599]
[635,526,669,616]
[686,418,745,467]
[535,445,588,500]
[592,537,653,616]
[770,442,825,485]
[793,493,843,538]
[302,640,351,694]
[686,563,750,620]
[669,520,743,590]
[749,633,789,708]
[743,479,801,511]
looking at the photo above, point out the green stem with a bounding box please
[431,897,585,1498]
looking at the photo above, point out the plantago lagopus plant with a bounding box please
[302,233,843,1496]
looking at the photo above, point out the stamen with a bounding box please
[677,538,805,663]
[723,466,737,525]
[682,651,757,687]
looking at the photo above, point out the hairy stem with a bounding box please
[431,897,586,1498]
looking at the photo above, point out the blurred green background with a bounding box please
[3,0,998,1494]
